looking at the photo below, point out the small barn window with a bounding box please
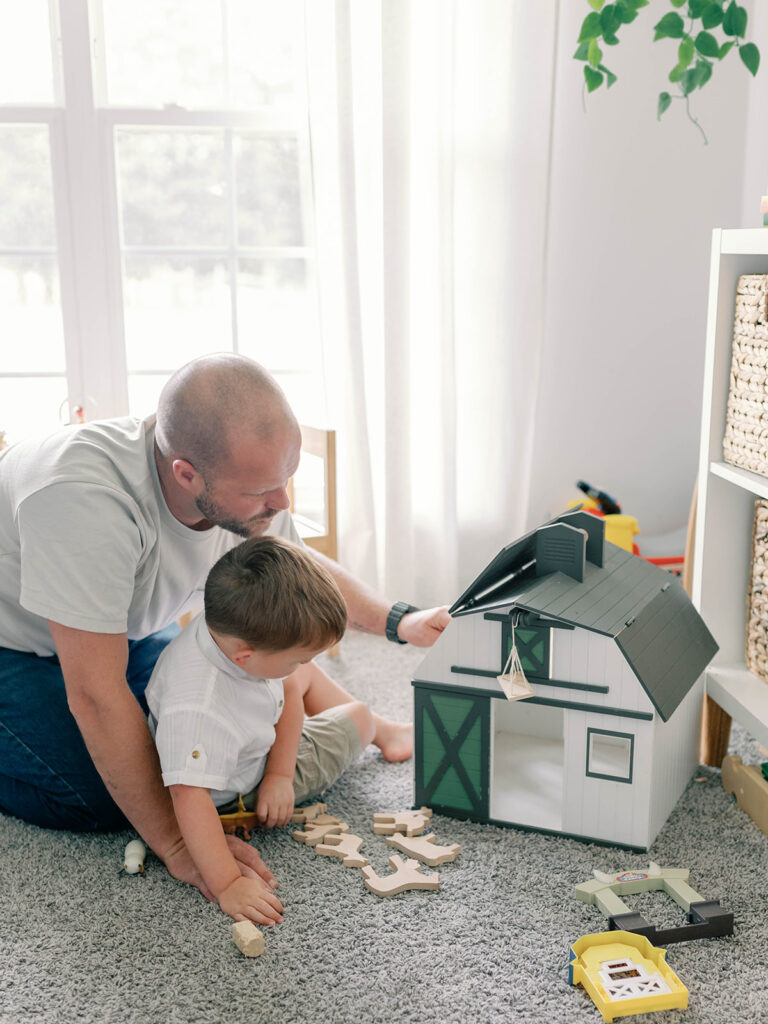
[586,728,634,784]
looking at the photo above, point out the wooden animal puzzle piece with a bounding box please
[231,920,265,958]
[293,819,349,845]
[361,855,439,897]
[290,802,327,824]
[384,832,461,866]
[315,832,368,868]
[373,807,432,836]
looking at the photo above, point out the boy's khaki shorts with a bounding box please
[217,705,362,814]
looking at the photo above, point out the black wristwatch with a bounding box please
[385,601,419,644]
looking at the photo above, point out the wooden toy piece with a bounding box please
[373,807,432,836]
[292,819,349,846]
[289,802,327,824]
[231,920,265,958]
[219,794,259,841]
[315,832,368,868]
[722,754,768,837]
[121,839,147,875]
[361,855,439,898]
[384,832,461,866]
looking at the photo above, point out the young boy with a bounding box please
[146,536,411,928]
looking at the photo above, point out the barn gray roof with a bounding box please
[450,510,718,721]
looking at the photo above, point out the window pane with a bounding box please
[123,257,231,371]
[0,126,56,248]
[587,730,633,782]
[236,135,303,247]
[0,377,67,446]
[101,0,301,109]
[127,373,169,420]
[227,0,302,108]
[102,0,225,108]
[0,257,65,371]
[237,259,318,372]
[116,130,227,247]
[0,1,55,105]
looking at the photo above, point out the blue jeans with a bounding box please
[0,625,179,832]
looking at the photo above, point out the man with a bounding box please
[0,354,449,900]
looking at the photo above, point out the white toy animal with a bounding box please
[122,839,147,875]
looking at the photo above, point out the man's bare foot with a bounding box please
[372,717,413,762]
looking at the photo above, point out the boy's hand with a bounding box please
[255,772,295,828]
[218,876,284,927]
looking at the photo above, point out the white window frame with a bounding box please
[0,0,318,425]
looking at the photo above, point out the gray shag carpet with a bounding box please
[1,632,767,1024]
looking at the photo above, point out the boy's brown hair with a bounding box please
[204,536,347,652]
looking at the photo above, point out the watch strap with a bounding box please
[385,601,419,644]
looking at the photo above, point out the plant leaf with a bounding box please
[600,4,621,35]
[740,41,760,76]
[719,40,735,59]
[573,42,590,61]
[615,1,638,24]
[681,67,699,95]
[701,2,724,28]
[584,65,604,92]
[723,2,747,38]
[695,30,721,58]
[670,0,686,6]
[694,59,713,87]
[658,91,672,118]
[669,63,684,82]
[689,0,710,17]
[579,11,603,42]
[602,33,620,45]
[598,64,618,87]
[654,12,685,39]
[588,0,605,10]
[678,36,695,68]
[588,37,603,68]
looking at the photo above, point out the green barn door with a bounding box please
[414,686,489,820]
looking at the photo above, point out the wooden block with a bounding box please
[361,855,439,897]
[315,832,368,868]
[384,832,461,866]
[290,802,327,824]
[373,807,432,836]
[232,920,265,957]
[292,820,349,845]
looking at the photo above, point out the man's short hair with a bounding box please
[204,536,346,652]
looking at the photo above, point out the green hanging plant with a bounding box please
[574,0,760,144]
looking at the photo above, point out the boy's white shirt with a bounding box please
[146,611,285,806]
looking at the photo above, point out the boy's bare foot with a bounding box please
[373,717,413,762]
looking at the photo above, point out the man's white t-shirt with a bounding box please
[146,612,284,806]
[0,415,300,656]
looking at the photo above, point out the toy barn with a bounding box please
[412,510,718,850]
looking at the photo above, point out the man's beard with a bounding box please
[194,489,276,538]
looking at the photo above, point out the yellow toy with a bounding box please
[569,931,688,1022]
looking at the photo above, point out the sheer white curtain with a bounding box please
[306,0,558,607]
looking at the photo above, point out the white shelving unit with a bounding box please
[694,228,768,750]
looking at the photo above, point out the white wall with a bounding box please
[526,2,758,553]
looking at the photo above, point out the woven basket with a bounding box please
[723,274,768,476]
[746,499,768,683]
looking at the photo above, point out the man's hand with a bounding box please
[218,876,284,927]
[161,833,278,900]
[398,606,451,647]
[256,772,295,829]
